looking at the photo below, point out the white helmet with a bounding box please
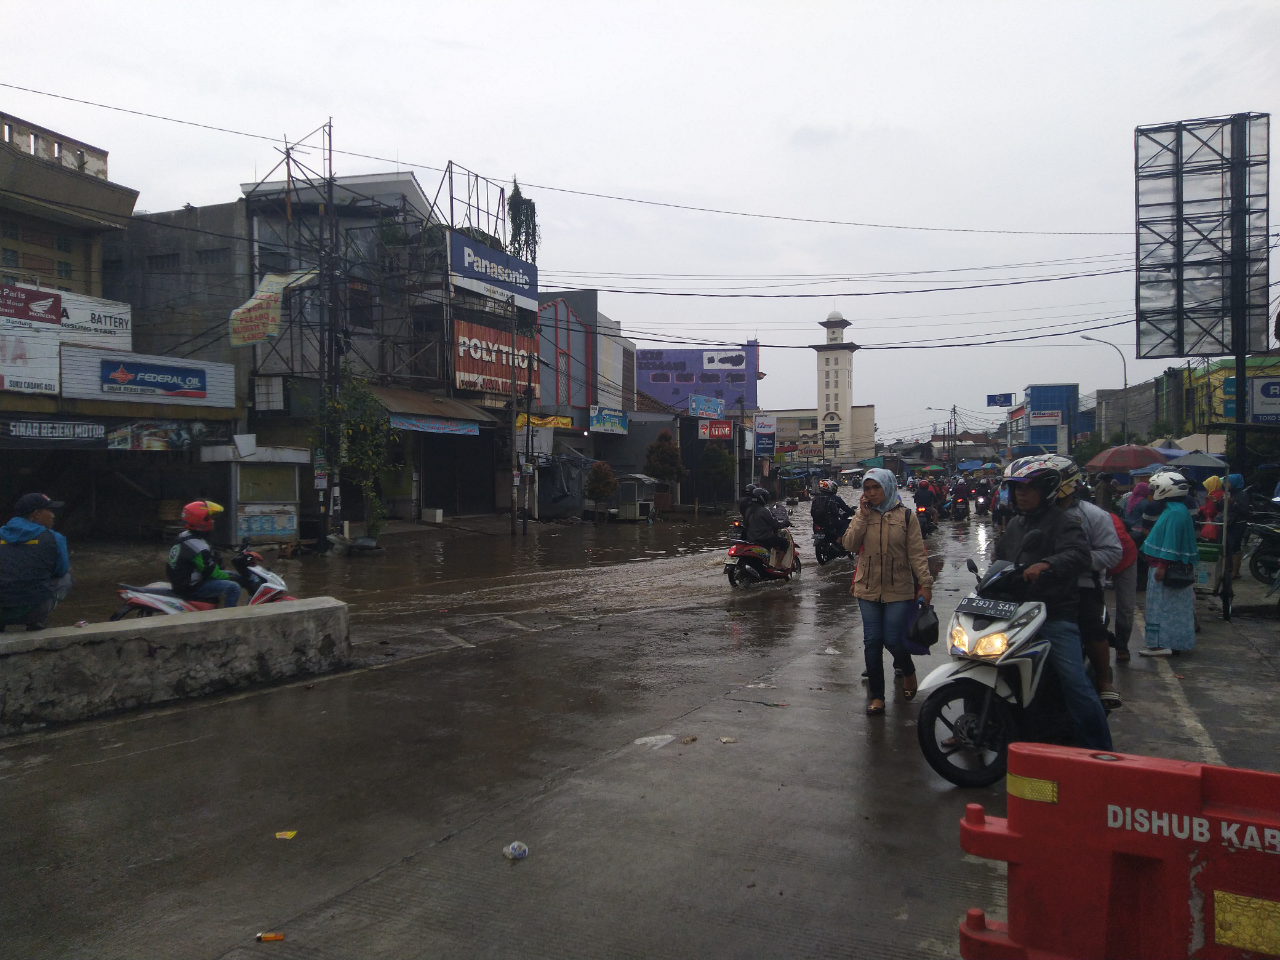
[1150,471,1189,502]
[1042,455,1081,500]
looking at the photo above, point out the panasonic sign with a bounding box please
[448,231,538,310]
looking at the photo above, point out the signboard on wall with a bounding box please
[0,284,61,324]
[0,416,232,449]
[60,347,235,407]
[589,406,628,434]
[698,419,732,440]
[517,413,570,429]
[237,503,298,541]
[389,412,480,436]
[228,271,311,347]
[1029,411,1063,427]
[1250,378,1280,424]
[987,393,1013,407]
[0,285,133,395]
[101,359,207,399]
[454,319,540,397]
[0,322,60,394]
[637,344,759,412]
[689,394,725,418]
[448,231,538,310]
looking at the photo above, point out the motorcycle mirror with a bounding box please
[966,558,979,574]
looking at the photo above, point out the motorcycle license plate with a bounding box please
[955,597,1019,620]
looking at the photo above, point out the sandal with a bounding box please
[1100,689,1122,712]
[902,675,918,701]
[866,700,885,716]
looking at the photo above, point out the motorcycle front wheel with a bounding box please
[917,678,1018,788]
[1249,550,1280,585]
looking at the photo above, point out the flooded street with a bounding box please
[2,495,1272,959]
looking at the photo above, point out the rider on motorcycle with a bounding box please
[745,487,790,555]
[810,479,852,534]
[995,457,1111,751]
[166,501,241,608]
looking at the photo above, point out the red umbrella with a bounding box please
[1085,444,1171,472]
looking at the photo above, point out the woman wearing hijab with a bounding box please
[1138,472,1198,656]
[841,468,933,715]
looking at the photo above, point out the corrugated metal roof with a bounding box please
[367,386,499,424]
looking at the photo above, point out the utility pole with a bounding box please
[523,334,535,535]
[509,299,519,536]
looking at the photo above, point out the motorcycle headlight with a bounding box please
[949,625,969,654]
[972,632,1009,658]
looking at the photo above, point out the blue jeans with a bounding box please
[1040,618,1112,751]
[188,578,242,608]
[857,598,916,701]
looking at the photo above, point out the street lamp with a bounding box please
[1081,336,1128,446]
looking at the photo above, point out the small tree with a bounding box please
[312,369,400,540]
[585,461,619,503]
[507,178,540,264]
[644,429,686,484]
[699,442,735,504]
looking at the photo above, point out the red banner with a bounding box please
[0,284,61,324]
[454,319,539,398]
[699,419,732,440]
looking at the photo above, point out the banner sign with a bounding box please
[237,503,298,540]
[589,406,628,435]
[101,359,207,399]
[698,419,732,440]
[389,412,480,436]
[448,231,538,310]
[229,271,312,347]
[453,318,540,398]
[0,322,60,394]
[797,444,824,457]
[0,416,232,449]
[517,413,571,429]
[0,284,61,324]
[689,394,725,418]
[1029,411,1062,427]
[1250,378,1280,424]
[987,393,1013,407]
[753,415,776,458]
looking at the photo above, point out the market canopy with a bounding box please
[1167,451,1227,469]
[1086,444,1170,472]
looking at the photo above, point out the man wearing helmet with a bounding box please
[995,456,1112,750]
[166,501,241,608]
[810,478,852,536]
[1048,456,1124,711]
[744,486,791,560]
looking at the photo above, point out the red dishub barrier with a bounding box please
[960,743,1280,960]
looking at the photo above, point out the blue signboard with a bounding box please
[638,344,759,412]
[389,412,479,436]
[448,231,538,310]
[589,406,628,435]
[688,394,726,418]
[987,393,1013,407]
[755,433,775,457]
[101,360,207,399]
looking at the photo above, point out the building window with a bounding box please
[825,357,830,366]
[56,261,72,279]
[57,286,72,292]
[825,394,830,402]
[725,372,746,383]
[674,372,695,383]
[196,247,232,266]
[825,403,830,412]
[1,123,9,143]
[56,236,73,253]
[146,253,180,271]
[2,275,17,285]
[834,393,839,404]
[255,376,285,411]
[649,372,670,383]
[0,222,17,240]
[22,228,54,248]
[53,141,62,159]
[1,249,16,268]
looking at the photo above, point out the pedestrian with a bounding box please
[1138,472,1198,657]
[1224,474,1251,581]
[0,493,73,631]
[1095,473,1118,513]
[1105,512,1139,663]
[841,468,933,716]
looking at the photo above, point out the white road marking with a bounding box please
[1133,619,1222,765]
[434,628,475,648]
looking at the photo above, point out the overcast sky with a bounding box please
[4,1,1275,439]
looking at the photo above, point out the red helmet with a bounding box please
[181,500,224,532]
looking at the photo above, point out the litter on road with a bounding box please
[633,735,675,749]
[256,932,284,942]
[680,736,697,744]
[503,841,529,860]
[275,831,296,840]
[718,737,738,744]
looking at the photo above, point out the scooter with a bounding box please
[915,504,937,538]
[110,540,296,619]
[915,538,1076,788]
[974,494,991,518]
[1245,519,1280,585]
[813,514,851,565]
[726,503,800,587]
[950,492,971,522]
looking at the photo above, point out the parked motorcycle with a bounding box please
[725,503,800,587]
[813,515,850,565]
[916,540,1077,788]
[1246,519,1280,585]
[950,492,971,522]
[110,540,296,619]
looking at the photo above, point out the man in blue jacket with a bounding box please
[0,493,72,631]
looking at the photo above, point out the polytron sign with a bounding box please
[100,360,207,399]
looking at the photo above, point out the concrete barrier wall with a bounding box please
[0,597,349,735]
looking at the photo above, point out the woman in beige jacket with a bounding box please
[841,468,933,715]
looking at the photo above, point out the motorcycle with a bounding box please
[915,504,936,538]
[950,492,971,522]
[974,493,991,517]
[726,503,801,587]
[1246,519,1280,585]
[813,514,851,565]
[916,538,1077,788]
[110,539,297,619]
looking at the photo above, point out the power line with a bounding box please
[1,80,1130,237]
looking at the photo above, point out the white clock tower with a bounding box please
[813,311,860,465]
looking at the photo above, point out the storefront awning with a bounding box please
[368,386,499,436]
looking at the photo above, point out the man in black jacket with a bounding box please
[995,457,1112,751]
[745,489,790,555]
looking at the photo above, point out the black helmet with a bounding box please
[751,487,769,504]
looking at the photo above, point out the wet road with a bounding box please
[1,495,1271,959]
